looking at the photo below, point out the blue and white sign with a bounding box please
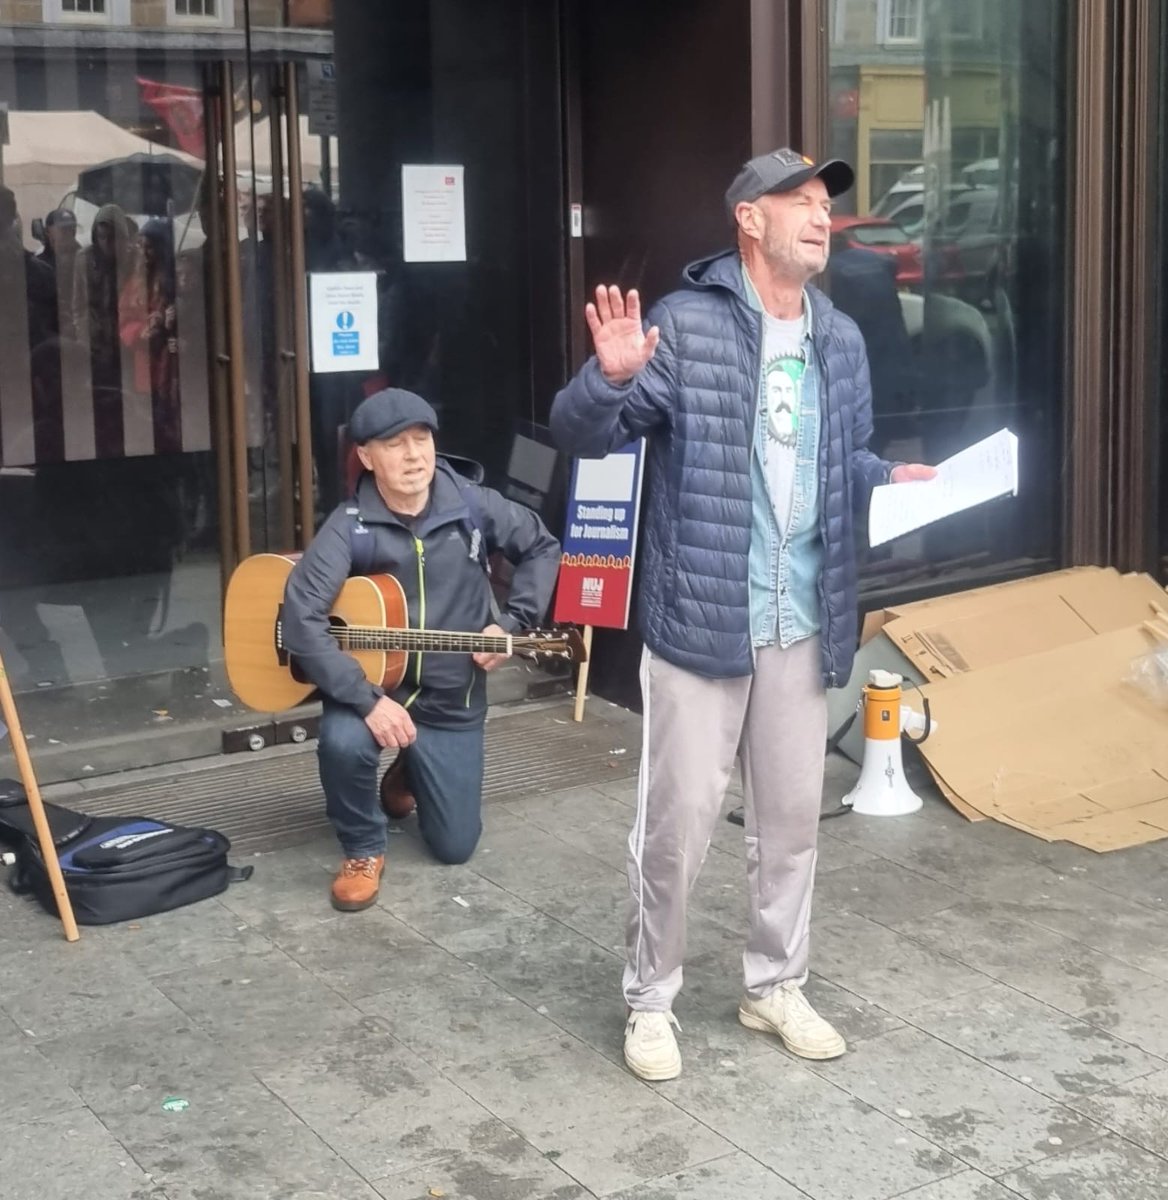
[309,272,379,374]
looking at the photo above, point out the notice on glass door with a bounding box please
[309,271,379,374]
[401,164,467,263]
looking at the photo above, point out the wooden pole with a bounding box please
[0,656,79,941]
[572,625,595,722]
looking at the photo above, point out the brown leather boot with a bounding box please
[379,758,416,820]
[330,855,385,911]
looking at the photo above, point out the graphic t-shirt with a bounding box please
[759,311,807,535]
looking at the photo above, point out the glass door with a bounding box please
[0,7,319,781]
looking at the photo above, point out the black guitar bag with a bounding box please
[1,777,251,926]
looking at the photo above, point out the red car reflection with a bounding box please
[829,215,923,288]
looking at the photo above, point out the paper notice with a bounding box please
[401,164,467,263]
[868,428,1019,548]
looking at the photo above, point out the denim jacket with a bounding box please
[743,272,824,649]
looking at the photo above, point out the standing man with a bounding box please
[282,388,560,912]
[550,150,935,1081]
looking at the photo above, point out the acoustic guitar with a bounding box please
[224,553,586,713]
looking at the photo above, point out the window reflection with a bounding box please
[829,0,1065,593]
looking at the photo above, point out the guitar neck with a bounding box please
[333,627,516,654]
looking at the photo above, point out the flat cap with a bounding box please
[348,388,438,445]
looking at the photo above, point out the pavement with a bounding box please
[2,698,1167,1200]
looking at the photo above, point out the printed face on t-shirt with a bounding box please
[765,359,801,448]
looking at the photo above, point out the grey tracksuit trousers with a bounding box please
[623,637,828,1011]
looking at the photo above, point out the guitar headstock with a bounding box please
[519,627,589,663]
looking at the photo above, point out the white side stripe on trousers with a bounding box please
[627,646,653,994]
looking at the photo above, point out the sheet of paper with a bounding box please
[868,427,1018,548]
[401,164,467,262]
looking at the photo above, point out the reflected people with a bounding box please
[827,240,917,420]
[37,207,80,340]
[120,218,181,455]
[74,203,136,458]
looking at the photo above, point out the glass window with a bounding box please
[828,0,1068,599]
[171,0,220,18]
[883,0,923,45]
[168,0,233,24]
[0,15,238,764]
[45,0,133,21]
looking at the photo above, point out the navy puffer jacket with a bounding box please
[549,250,893,688]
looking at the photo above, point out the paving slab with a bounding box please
[1076,983,1168,1058]
[0,1037,85,1125]
[988,878,1168,980]
[813,1025,1104,1174]
[150,948,362,1072]
[270,907,430,998]
[36,1014,258,1116]
[382,872,550,957]
[356,952,564,1070]
[216,845,339,933]
[894,1170,1029,1199]
[459,925,628,1059]
[815,826,882,874]
[452,1034,733,1196]
[522,872,629,958]
[999,1134,1168,1200]
[0,937,184,1041]
[602,1150,807,1199]
[37,1017,385,1199]
[77,896,273,975]
[891,900,1161,1015]
[814,857,969,926]
[903,980,1167,1101]
[662,1049,960,1200]
[257,1014,529,1181]
[0,1108,166,1200]
[372,1135,591,1200]
[1065,1068,1168,1159]
[810,911,994,1012]
[1003,835,1168,912]
[466,820,621,899]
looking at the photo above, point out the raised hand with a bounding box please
[585,285,660,384]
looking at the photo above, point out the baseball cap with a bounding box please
[348,388,438,445]
[46,208,78,229]
[725,148,855,218]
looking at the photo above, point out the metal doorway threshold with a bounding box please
[41,700,641,854]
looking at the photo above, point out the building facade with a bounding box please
[0,0,1163,777]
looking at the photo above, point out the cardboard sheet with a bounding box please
[873,567,1168,851]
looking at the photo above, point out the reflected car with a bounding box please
[881,187,1006,305]
[829,215,923,287]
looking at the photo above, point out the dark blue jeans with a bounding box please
[318,699,485,864]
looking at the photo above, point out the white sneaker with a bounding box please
[623,1010,682,1080]
[738,982,847,1060]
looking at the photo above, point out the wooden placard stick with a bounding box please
[573,625,595,723]
[0,655,79,941]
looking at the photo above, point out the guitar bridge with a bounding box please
[274,605,289,666]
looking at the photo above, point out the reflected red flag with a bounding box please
[137,77,205,158]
